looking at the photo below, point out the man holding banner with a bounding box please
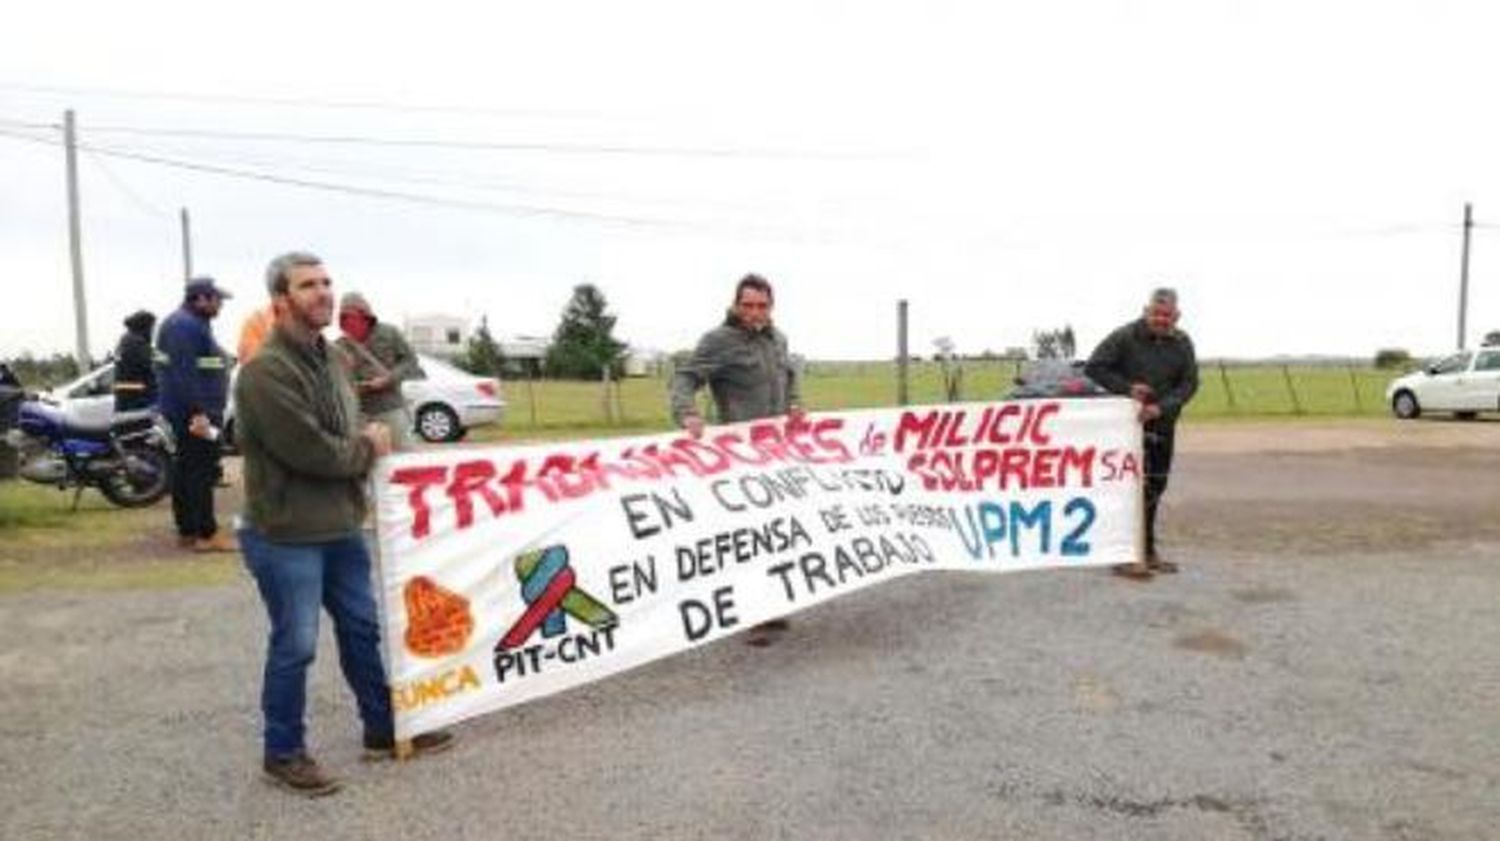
[235,251,452,797]
[1085,287,1199,580]
[671,273,804,645]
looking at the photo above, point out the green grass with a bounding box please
[481,361,1405,442]
[0,481,239,593]
[1,359,1408,592]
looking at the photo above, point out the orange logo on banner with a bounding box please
[403,576,474,658]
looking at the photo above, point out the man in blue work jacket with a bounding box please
[157,276,236,552]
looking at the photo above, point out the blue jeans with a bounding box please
[239,528,394,760]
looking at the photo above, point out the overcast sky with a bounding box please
[3,1,1498,363]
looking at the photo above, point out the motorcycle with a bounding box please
[6,400,175,508]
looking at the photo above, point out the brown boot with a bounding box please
[1146,554,1179,574]
[263,753,341,797]
[363,729,455,761]
[1111,561,1154,581]
[745,618,791,647]
[176,535,197,549]
[192,531,238,553]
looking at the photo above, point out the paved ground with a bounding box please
[2,419,1498,841]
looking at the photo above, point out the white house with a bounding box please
[403,314,469,359]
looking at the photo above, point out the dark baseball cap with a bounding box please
[184,276,233,300]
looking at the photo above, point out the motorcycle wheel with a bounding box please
[98,446,172,508]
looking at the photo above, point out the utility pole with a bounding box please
[897,299,910,406]
[64,109,90,366]
[180,207,194,280]
[1458,202,1473,350]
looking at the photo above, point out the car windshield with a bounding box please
[416,354,466,381]
[1431,353,1472,375]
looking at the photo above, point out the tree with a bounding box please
[1031,325,1077,360]
[932,337,963,401]
[1373,348,1413,369]
[544,284,627,379]
[460,316,506,377]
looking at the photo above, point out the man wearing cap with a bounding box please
[156,277,235,552]
[1085,287,1199,580]
[335,291,424,449]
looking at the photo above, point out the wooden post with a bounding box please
[526,369,538,427]
[896,300,910,406]
[1281,365,1304,415]
[1218,361,1237,412]
[1347,365,1364,413]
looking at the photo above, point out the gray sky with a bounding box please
[3,0,1499,362]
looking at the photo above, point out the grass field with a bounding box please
[0,359,1407,592]
[477,360,1408,442]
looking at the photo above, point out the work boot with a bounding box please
[362,729,455,761]
[193,531,237,553]
[745,618,791,647]
[1146,553,1180,574]
[176,535,196,549]
[1111,561,1154,581]
[263,753,341,797]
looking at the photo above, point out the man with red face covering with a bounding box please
[1086,287,1199,580]
[334,292,424,449]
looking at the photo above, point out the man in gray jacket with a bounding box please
[671,273,803,644]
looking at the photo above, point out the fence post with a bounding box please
[600,366,614,425]
[1347,365,1364,413]
[526,369,538,427]
[1281,364,1304,415]
[1218,361,1237,413]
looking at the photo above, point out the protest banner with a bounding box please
[371,397,1143,737]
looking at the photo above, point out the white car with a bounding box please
[1385,345,1500,419]
[44,353,505,444]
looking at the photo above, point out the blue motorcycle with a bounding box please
[7,401,175,508]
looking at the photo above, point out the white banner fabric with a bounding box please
[372,398,1143,737]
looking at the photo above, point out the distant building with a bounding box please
[622,346,666,377]
[499,335,549,377]
[404,314,469,359]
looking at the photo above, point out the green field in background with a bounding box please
[475,360,1408,442]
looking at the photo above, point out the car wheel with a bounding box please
[1391,390,1420,420]
[416,404,461,443]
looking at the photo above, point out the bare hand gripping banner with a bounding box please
[372,398,1143,737]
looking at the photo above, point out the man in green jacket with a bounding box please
[671,273,804,645]
[1085,287,1199,580]
[335,291,425,450]
[235,251,451,797]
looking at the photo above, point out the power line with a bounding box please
[66,123,872,160]
[0,80,653,122]
[64,134,797,214]
[0,127,826,239]
[83,149,173,218]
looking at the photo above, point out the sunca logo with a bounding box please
[392,664,481,713]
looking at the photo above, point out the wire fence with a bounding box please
[486,359,1415,437]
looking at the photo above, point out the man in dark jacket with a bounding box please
[671,273,804,645]
[113,310,158,413]
[235,251,451,797]
[156,278,235,552]
[1086,287,1199,580]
